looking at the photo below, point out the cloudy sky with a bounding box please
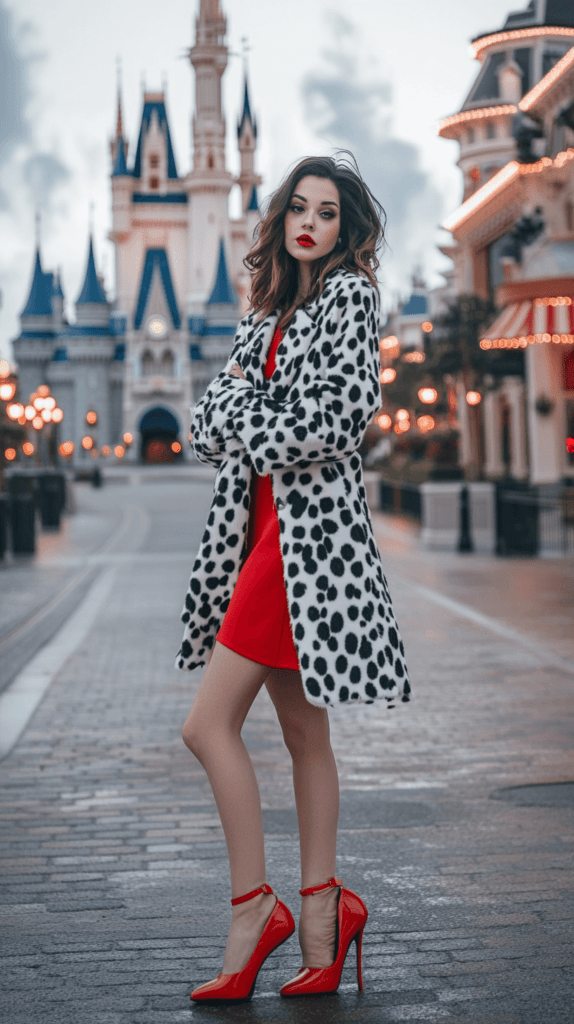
[0,0,512,357]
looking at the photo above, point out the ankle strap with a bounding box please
[231,883,274,906]
[299,876,342,897]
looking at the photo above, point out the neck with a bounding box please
[296,261,311,302]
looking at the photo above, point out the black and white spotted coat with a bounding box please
[176,268,411,709]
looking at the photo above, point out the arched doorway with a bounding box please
[139,407,181,463]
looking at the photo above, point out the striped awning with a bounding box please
[480,296,574,349]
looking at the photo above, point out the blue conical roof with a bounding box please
[207,239,238,305]
[21,249,54,317]
[76,236,108,305]
[132,96,178,179]
[237,76,257,139]
[112,136,129,176]
[247,185,259,212]
[52,272,64,299]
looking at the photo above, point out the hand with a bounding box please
[229,363,247,380]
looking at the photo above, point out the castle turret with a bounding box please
[237,75,262,213]
[185,0,234,306]
[75,236,110,327]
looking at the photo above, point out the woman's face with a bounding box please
[284,175,341,266]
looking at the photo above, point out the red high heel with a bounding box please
[190,883,295,1004]
[280,876,368,997]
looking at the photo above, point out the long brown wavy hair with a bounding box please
[244,152,386,329]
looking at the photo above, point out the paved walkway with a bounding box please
[0,470,573,1023]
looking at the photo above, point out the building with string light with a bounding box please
[11,0,261,465]
[439,0,574,491]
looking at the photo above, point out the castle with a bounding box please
[12,0,261,463]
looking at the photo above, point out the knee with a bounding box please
[281,714,327,762]
[182,712,209,757]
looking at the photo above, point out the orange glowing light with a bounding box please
[32,416,44,430]
[33,397,44,410]
[90,448,99,459]
[472,27,574,62]
[22,442,34,456]
[7,403,24,420]
[114,445,125,458]
[394,421,410,434]
[0,382,16,400]
[51,407,63,423]
[418,387,438,404]
[37,384,50,397]
[171,441,182,453]
[81,436,94,450]
[59,441,75,457]
[417,415,435,433]
[0,360,10,378]
[396,409,410,421]
[41,408,52,423]
[377,413,393,431]
[4,448,16,461]
[86,410,98,425]
[24,405,35,420]
[520,46,574,112]
[380,335,399,350]
[466,391,482,406]
[380,367,397,384]
[123,432,133,445]
[421,321,433,333]
[437,105,516,138]
[404,350,425,363]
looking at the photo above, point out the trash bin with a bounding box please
[37,470,66,528]
[10,493,36,554]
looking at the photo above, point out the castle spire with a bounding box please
[236,68,261,213]
[110,61,129,174]
[188,0,229,173]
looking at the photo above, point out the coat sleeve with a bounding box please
[210,276,382,476]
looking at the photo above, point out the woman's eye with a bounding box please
[321,211,335,218]
[290,204,303,213]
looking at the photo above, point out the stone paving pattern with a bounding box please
[0,474,573,1023]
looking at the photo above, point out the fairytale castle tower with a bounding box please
[13,0,261,464]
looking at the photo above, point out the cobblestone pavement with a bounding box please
[0,471,573,1024]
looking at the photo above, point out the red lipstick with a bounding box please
[296,235,316,247]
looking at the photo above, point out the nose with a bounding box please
[301,209,316,230]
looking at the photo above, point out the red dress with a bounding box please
[215,325,300,670]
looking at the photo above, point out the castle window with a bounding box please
[208,153,214,169]
[142,350,154,377]
[149,153,159,168]
[161,350,174,377]
[486,121,495,140]
[149,176,159,190]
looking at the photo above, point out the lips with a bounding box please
[296,235,316,247]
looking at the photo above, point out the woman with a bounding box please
[177,153,410,1003]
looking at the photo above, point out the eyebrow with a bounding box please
[292,193,340,208]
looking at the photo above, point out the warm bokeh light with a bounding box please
[101,445,111,457]
[418,387,438,404]
[32,416,44,430]
[396,409,410,421]
[81,435,94,450]
[417,415,435,433]
[377,413,393,431]
[394,421,410,434]
[51,407,64,423]
[90,448,99,459]
[404,350,425,363]
[59,441,75,457]
[4,448,16,461]
[33,397,44,410]
[422,321,433,333]
[380,335,399,350]
[114,445,125,458]
[86,410,98,425]
[37,384,50,397]
[0,382,16,400]
[25,405,35,420]
[171,441,182,453]
[23,442,34,456]
[44,396,56,410]
[0,360,10,378]
[7,403,24,420]
[41,408,52,423]
[123,432,133,445]
[380,368,397,384]
[466,391,482,406]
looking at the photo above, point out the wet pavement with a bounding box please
[0,466,572,1023]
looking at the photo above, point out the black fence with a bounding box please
[379,479,422,522]
[496,482,574,556]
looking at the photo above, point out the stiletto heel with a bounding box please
[280,877,368,997]
[190,883,295,1004]
[355,926,364,991]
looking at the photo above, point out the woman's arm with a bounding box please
[189,325,251,465]
[211,278,382,476]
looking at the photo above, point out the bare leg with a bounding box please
[182,641,275,974]
[265,668,340,968]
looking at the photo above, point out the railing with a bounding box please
[496,484,574,556]
[379,479,422,522]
